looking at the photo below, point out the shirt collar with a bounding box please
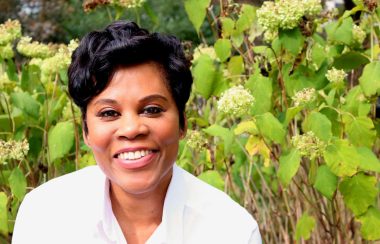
[97,164,186,243]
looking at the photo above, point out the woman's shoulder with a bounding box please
[175,165,257,224]
[20,165,105,214]
[173,166,261,243]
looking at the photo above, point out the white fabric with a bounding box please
[12,165,261,244]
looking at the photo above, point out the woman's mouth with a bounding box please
[116,150,153,160]
[113,149,157,169]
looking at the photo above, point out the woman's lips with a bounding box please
[114,150,157,169]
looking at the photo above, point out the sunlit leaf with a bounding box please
[198,170,225,191]
[0,192,8,235]
[314,165,338,200]
[295,213,316,240]
[214,39,231,62]
[48,121,74,163]
[246,71,272,115]
[8,168,27,200]
[323,139,359,177]
[228,56,244,76]
[184,0,211,33]
[357,147,380,173]
[359,61,380,97]
[256,112,286,144]
[358,207,380,240]
[339,173,378,216]
[234,120,258,135]
[277,149,301,187]
[302,111,332,142]
[345,116,376,148]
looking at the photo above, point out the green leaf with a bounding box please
[277,149,301,187]
[198,170,225,191]
[302,111,332,142]
[220,17,235,38]
[227,56,244,76]
[10,91,40,120]
[332,51,370,70]
[342,86,368,116]
[193,54,217,98]
[357,147,380,173]
[295,213,316,240]
[339,173,378,216]
[359,61,380,97]
[235,4,255,33]
[310,43,326,70]
[283,106,303,126]
[358,207,380,240]
[313,165,338,200]
[278,28,305,56]
[203,124,234,154]
[234,120,258,135]
[0,192,8,235]
[323,139,359,177]
[48,121,75,163]
[8,168,27,200]
[345,116,376,148]
[256,112,286,144]
[325,17,354,45]
[184,0,211,33]
[214,39,231,62]
[246,71,272,115]
[49,94,67,123]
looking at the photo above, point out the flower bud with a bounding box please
[186,130,207,151]
[292,88,316,107]
[291,131,326,159]
[217,85,255,117]
[326,67,346,83]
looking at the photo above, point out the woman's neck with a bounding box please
[109,171,172,244]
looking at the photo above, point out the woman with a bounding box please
[12,21,261,244]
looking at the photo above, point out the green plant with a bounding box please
[0,0,380,242]
[180,0,380,242]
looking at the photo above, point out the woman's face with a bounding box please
[84,62,184,195]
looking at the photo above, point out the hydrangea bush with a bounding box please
[0,0,380,242]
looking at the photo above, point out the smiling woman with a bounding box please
[11,21,261,244]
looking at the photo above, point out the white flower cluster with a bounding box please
[217,85,254,117]
[28,39,78,83]
[0,139,29,164]
[0,19,21,45]
[111,0,145,8]
[257,0,322,31]
[0,72,12,89]
[17,36,58,59]
[192,44,217,63]
[186,130,207,151]
[0,43,14,59]
[292,87,316,107]
[352,25,366,44]
[291,131,326,159]
[326,67,346,83]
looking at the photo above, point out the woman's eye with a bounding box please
[143,106,163,115]
[98,110,120,118]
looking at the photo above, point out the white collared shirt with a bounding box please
[12,165,261,244]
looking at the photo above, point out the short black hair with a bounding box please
[68,21,193,133]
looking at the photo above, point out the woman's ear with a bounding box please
[180,113,187,139]
[82,119,91,147]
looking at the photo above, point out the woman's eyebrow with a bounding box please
[139,94,168,103]
[93,98,118,106]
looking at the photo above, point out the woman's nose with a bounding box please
[116,114,149,140]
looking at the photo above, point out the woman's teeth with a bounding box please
[117,150,152,160]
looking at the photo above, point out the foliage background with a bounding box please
[1,0,380,243]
